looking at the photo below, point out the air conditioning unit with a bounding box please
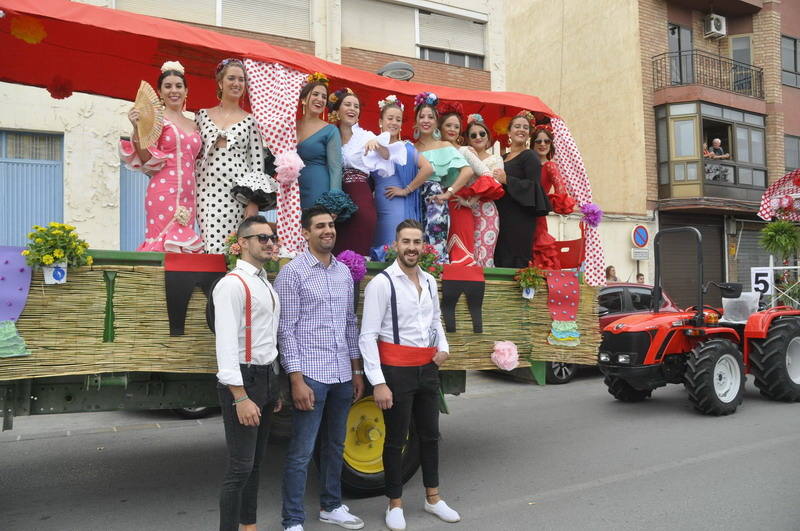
[704,14,727,39]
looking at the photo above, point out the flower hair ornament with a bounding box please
[534,121,554,135]
[161,61,185,74]
[515,110,536,125]
[438,101,464,118]
[467,113,485,125]
[327,87,355,122]
[216,58,245,75]
[378,94,404,111]
[414,91,438,109]
[307,71,329,86]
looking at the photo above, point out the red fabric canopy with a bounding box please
[0,0,557,132]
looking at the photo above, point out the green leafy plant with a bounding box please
[514,263,545,290]
[22,222,93,267]
[760,220,800,262]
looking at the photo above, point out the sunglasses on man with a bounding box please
[242,233,279,243]
[469,131,487,139]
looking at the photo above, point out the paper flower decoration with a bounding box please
[337,250,367,283]
[47,75,73,100]
[439,101,463,117]
[491,340,519,371]
[307,72,329,85]
[493,117,511,136]
[161,61,185,74]
[580,203,603,228]
[467,114,485,125]
[414,92,438,108]
[378,95,404,111]
[11,15,47,44]
[274,150,305,185]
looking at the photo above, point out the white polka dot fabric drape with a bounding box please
[245,60,308,255]
[551,118,606,287]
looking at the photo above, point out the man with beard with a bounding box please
[275,205,365,531]
[359,219,461,531]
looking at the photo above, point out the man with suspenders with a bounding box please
[359,219,461,531]
[212,215,281,531]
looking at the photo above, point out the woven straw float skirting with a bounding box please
[2,266,598,381]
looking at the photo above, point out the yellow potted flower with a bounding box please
[22,222,93,284]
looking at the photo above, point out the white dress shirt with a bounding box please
[358,260,449,386]
[213,259,280,386]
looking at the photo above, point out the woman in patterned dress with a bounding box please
[412,93,474,264]
[120,60,204,253]
[531,123,576,269]
[195,58,277,253]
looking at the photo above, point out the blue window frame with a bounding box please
[0,131,64,246]
[119,161,148,251]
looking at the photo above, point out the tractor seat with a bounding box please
[719,292,760,324]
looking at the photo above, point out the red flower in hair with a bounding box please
[47,75,73,100]
[439,101,464,118]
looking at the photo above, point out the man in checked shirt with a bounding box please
[275,205,366,531]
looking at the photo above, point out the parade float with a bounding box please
[0,0,606,495]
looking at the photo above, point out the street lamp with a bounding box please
[376,61,415,81]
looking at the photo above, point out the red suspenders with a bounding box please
[227,273,253,363]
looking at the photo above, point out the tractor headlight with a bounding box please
[599,352,611,362]
[617,354,631,364]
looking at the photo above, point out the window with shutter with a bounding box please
[116,0,217,25]
[0,132,64,246]
[221,0,310,39]
[417,10,485,70]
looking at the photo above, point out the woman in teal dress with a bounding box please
[412,92,474,264]
[296,77,342,208]
[371,95,434,260]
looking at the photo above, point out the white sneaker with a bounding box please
[385,506,406,531]
[284,526,303,531]
[424,499,461,523]
[319,504,365,530]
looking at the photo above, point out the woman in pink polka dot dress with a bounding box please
[120,61,204,253]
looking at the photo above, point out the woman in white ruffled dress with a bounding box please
[195,58,277,253]
[328,88,405,256]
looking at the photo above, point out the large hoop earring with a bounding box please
[413,127,420,141]
[433,128,441,141]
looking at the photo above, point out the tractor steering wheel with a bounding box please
[685,305,722,318]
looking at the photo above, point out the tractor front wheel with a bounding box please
[684,338,745,416]
[604,375,652,402]
[750,317,800,402]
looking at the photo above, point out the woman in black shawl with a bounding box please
[492,111,551,268]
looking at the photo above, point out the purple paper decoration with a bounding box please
[0,246,32,322]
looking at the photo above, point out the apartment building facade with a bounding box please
[510,0,800,305]
[0,0,506,249]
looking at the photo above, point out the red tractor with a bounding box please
[598,227,800,415]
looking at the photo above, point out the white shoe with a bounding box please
[424,499,461,523]
[385,506,406,531]
[284,526,304,531]
[319,504,365,529]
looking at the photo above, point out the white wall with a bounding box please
[0,83,130,249]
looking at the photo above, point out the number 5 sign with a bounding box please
[751,267,773,295]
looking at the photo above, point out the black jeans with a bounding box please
[382,362,440,499]
[218,364,278,531]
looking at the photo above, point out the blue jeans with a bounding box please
[281,376,353,528]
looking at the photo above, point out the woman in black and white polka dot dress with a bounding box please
[195,58,277,253]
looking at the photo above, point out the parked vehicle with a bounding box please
[598,227,800,415]
[533,284,681,384]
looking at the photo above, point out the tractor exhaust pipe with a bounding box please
[652,226,703,324]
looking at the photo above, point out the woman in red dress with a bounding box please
[531,124,576,270]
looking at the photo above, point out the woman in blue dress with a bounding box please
[296,75,343,208]
[370,95,434,260]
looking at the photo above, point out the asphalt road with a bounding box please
[2,370,800,531]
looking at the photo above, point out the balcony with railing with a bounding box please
[652,50,764,100]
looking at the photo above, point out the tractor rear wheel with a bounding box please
[604,375,652,402]
[684,338,745,416]
[750,318,800,402]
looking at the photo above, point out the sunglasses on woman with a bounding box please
[242,233,279,243]
[533,138,552,145]
[469,131,487,139]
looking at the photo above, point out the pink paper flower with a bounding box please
[275,150,305,185]
[229,243,241,256]
[491,340,519,371]
[337,249,367,283]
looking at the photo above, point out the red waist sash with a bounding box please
[378,341,436,367]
